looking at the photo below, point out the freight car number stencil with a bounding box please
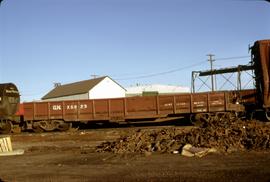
[52,104,88,110]
[66,104,88,110]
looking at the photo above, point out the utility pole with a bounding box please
[91,75,99,79]
[207,54,215,91]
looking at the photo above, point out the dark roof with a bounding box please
[42,76,108,100]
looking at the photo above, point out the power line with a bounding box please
[113,55,251,81]
[215,56,250,61]
[114,61,207,81]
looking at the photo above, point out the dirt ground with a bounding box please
[0,126,270,182]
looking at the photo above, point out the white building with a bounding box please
[42,76,126,101]
[126,84,190,97]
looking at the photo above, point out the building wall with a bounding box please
[89,77,126,99]
[42,93,88,102]
[126,84,190,97]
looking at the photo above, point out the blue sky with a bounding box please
[0,0,270,101]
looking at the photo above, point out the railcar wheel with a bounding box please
[246,111,254,120]
[12,125,22,134]
[39,120,59,132]
[190,113,209,128]
[57,123,72,131]
[32,124,44,133]
[224,112,237,121]
[190,114,201,126]
[189,114,195,124]
[0,120,12,134]
[265,111,270,121]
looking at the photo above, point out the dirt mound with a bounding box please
[96,119,270,154]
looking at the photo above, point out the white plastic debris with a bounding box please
[181,144,217,157]
[0,136,24,156]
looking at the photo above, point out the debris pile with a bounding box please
[96,118,270,154]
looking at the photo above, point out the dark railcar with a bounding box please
[252,39,270,120]
[252,40,270,108]
[0,83,20,117]
[0,83,20,133]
